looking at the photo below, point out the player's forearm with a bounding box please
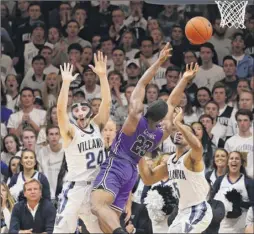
[167,76,189,107]
[57,80,71,114]
[175,121,203,152]
[130,59,162,102]
[138,158,154,185]
[99,75,111,105]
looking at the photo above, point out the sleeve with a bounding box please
[246,207,254,226]
[136,205,153,234]
[9,174,23,201]
[44,201,56,234]
[224,139,231,153]
[9,204,21,233]
[1,161,9,177]
[205,171,212,184]
[243,177,254,209]
[2,207,11,229]
[7,113,18,129]
[39,173,51,200]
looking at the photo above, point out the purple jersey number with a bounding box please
[130,135,153,157]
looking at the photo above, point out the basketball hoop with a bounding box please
[215,0,248,28]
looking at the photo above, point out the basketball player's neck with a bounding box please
[176,145,189,159]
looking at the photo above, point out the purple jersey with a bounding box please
[110,116,163,164]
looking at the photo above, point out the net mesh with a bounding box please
[215,0,248,28]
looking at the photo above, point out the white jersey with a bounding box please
[64,121,106,182]
[167,151,210,210]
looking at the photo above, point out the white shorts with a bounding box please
[53,181,102,233]
[168,201,213,233]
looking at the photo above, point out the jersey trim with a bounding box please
[73,123,95,134]
[171,150,190,164]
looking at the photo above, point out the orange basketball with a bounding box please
[185,17,213,45]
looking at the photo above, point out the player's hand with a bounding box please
[60,63,79,82]
[182,62,199,82]
[173,107,184,125]
[124,204,132,223]
[89,51,107,77]
[158,42,172,63]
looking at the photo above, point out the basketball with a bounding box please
[185,17,213,45]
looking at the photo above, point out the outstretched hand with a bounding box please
[89,51,107,77]
[159,42,172,63]
[182,62,199,82]
[173,107,184,125]
[60,63,79,82]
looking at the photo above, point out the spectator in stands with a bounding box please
[102,119,117,151]
[9,178,56,233]
[209,17,231,65]
[150,28,164,53]
[7,87,46,136]
[193,87,212,117]
[231,33,254,79]
[211,151,254,233]
[91,98,102,118]
[1,182,15,233]
[20,128,40,155]
[160,66,180,93]
[1,50,17,87]
[37,126,64,203]
[80,66,101,102]
[20,55,47,91]
[1,85,13,125]
[225,109,253,178]
[212,84,234,127]
[5,74,20,112]
[183,50,198,67]
[145,83,159,105]
[52,19,91,67]
[204,101,227,140]
[109,8,127,45]
[41,73,61,109]
[125,60,141,86]
[194,43,225,90]
[101,37,115,66]
[6,156,21,185]
[226,89,253,137]
[119,30,139,60]
[47,26,61,45]
[179,91,198,125]
[39,46,59,74]
[80,46,93,67]
[205,148,228,186]
[1,134,21,165]
[9,149,50,202]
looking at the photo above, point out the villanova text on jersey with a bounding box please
[77,138,104,153]
[168,169,187,180]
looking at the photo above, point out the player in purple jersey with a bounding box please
[91,43,199,234]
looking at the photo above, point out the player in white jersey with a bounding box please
[53,52,111,233]
[138,107,212,233]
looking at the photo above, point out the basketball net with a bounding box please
[215,0,248,28]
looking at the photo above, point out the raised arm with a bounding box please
[57,63,78,142]
[173,107,203,162]
[90,51,111,130]
[138,157,168,186]
[162,63,199,140]
[123,43,172,134]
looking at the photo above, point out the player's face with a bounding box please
[172,132,187,146]
[72,104,91,128]
[228,152,242,174]
[214,149,228,168]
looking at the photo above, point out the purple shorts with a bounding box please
[93,156,138,212]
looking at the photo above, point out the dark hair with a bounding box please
[20,150,39,171]
[212,148,228,170]
[223,55,237,66]
[68,43,83,54]
[28,2,41,10]
[101,36,114,44]
[108,70,124,84]
[235,109,253,121]
[32,55,46,65]
[182,91,194,116]
[21,128,36,140]
[1,85,7,106]
[194,87,212,108]
[20,87,34,96]
[3,134,21,153]
[199,114,214,124]
[66,19,79,28]
[191,121,214,168]
[39,46,53,54]
[46,125,60,136]
[165,66,181,75]
[140,36,154,45]
[90,97,102,103]
[200,42,219,65]
[124,84,136,92]
[158,91,169,98]
[144,84,160,104]
[212,83,227,95]
[8,156,21,178]
[112,47,125,54]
